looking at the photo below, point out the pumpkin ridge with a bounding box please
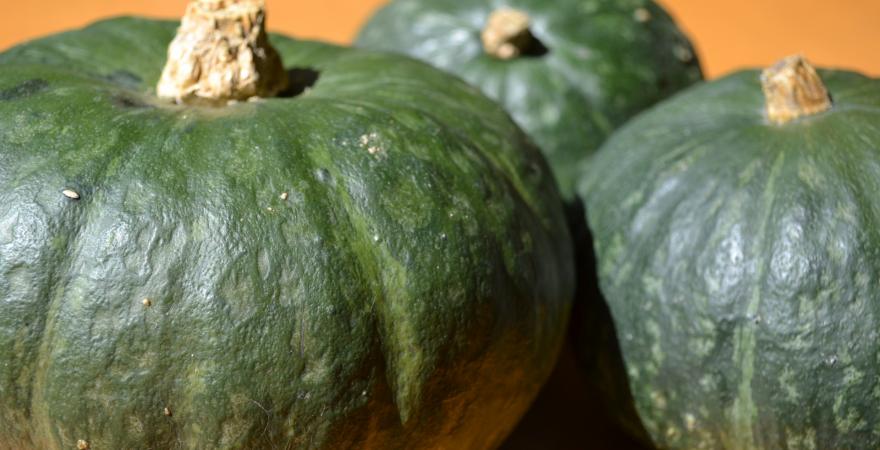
[26,236,77,449]
[265,98,475,427]
[310,93,554,227]
[256,99,420,425]
[728,149,785,448]
[140,114,359,448]
[15,89,180,448]
[0,18,176,86]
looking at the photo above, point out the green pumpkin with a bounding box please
[0,17,574,450]
[581,58,880,449]
[357,0,703,199]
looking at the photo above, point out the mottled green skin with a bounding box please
[0,18,574,450]
[356,0,703,200]
[582,69,880,449]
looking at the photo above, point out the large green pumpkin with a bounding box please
[357,0,703,199]
[0,16,574,450]
[582,58,880,449]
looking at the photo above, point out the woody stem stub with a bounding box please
[761,55,832,124]
[157,0,288,105]
[482,8,535,60]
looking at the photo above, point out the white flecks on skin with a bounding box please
[359,132,385,157]
[62,189,80,200]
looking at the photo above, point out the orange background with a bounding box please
[1,0,878,79]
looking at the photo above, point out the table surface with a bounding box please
[1,0,878,79]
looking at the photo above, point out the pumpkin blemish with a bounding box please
[0,79,48,101]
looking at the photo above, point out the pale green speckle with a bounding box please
[646,320,664,367]
[622,190,644,210]
[786,427,817,450]
[796,158,826,191]
[643,275,663,296]
[651,390,668,410]
[778,367,800,403]
[736,159,762,186]
[665,425,681,441]
[835,366,867,433]
[699,374,716,391]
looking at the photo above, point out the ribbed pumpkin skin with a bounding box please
[0,18,574,450]
[356,0,703,199]
[582,69,880,449]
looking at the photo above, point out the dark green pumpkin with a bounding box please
[356,0,703,199]
[0,17,574,450]
[582,65,880,449]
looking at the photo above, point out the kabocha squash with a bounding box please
[0,2,574,449]
[357,0,703,199]
[582,56,880,449]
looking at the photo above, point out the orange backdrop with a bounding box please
[1,0,877,79]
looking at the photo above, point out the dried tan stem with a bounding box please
[157,0,288,105]
[482,8,533,60]
[761,55,831,124]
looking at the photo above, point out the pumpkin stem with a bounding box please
[157,0,288,105]
[761,55,831,124]
[482,8,537,60]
